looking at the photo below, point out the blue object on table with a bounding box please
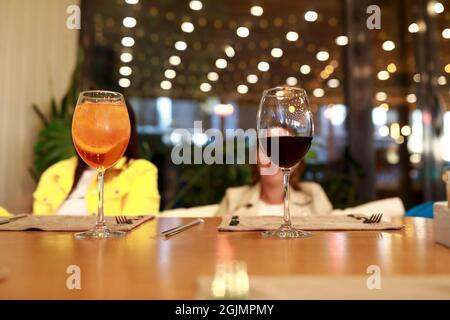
[405,202,434,218]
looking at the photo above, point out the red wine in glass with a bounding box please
[259,136,312,168]
[257,86,314,239]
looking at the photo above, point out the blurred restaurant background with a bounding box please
[0,0,449,213]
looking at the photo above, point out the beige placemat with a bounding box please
[0,214,154,232]
[197,276,450,300]
[219,215,404,231]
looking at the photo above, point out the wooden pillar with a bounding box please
[344,0,376,203]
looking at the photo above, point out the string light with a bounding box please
[327,78,340,88]
[387,63,397,73]
[313,88,325,97]
[247,74,258,84]
[257,61,270,72]
[181,22,194,33]
[286,77,298,86]
[335,35,348,46]
[121,37,135,47]
[401,125,412,136]
[118,78,131,88]
[123,17,137,28]
[432,2,444,14]
[379,126,389,137]
[119,66,132,76]
[214,104,234,116]
[216,58,227,69]
[408,23,419,33]
[189,0,203,11]
[304,11,318,22]
[270,48,283,58]
[443,28,450,39]
[376,91,387,101]
[200,83,212,92]
[207,72,219,81]
[377,70,390,80]
[224,46,235,58]
[300,64,311,74]
[236,27,250,38]
[120,52,133,63]
[406,93,416,103]
[316,51,329,61]
[160,80,172,90]
[174,41,187,51]
[169,55,181,66]
[237,84,248,94]
[286,31,299,41]
[164,69,176,79]
[438,75,447,85]
[250,5,263,16]
[382,40,395,51]
[444,64,450,74]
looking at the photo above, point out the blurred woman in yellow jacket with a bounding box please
[0,102,160,217]
[32,156,160,216]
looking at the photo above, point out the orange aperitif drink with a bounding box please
[72,101,130,170]
[71,90,130,240]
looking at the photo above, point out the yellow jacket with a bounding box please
[1,157,160,216]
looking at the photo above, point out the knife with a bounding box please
[161,218,204,239]
[0,214,28,225]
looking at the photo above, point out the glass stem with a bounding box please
[96,169,106,229]
[282,168,291,226]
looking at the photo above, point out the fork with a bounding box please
[115,216,132,225]
[364,213,383,224]
[348,213,383,224]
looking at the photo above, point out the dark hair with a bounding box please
[71,100,139,193]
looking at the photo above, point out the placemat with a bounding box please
[0,215,154,232]
[219,215,404,231]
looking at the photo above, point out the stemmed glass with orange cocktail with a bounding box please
[71,90,130,239]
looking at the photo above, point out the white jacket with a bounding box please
[215,182,333,216]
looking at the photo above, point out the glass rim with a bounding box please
[79,90,124,101]
[262,86,307,98]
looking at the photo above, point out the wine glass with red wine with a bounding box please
[257,86,314,238]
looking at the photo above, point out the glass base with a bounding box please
[262,224,312,239]
[74,226,126,240]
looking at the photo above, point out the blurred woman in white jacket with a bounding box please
[215,147,333,216]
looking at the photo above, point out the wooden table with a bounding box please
[0,217,449,299]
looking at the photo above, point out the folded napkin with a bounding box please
[197,275,450,300]
[0,214,154,232]
[219,215,404,231]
